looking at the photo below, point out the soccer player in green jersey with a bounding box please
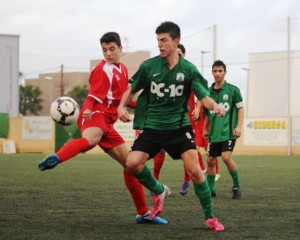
[203,60,244,199]
[152,43,208,196]
[118,21,225,232]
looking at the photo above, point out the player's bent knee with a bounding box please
[125,160,141,174]
[86,137,100,148]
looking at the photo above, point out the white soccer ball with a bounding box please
[50,96,80,126]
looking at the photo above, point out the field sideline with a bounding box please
[0,154,299,240]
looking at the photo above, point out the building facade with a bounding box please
[0,34,20,117]
[25,51,151,116]
[247,50,300,118]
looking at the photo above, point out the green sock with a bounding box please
[135,165,164,194]
[206,174,216,192]
[230,169,240,188]
[193,181,214,220]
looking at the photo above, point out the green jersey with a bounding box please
[130,55,209,130]
[205,81,243,143]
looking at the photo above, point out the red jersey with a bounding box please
[79,60,129,125]
[188,91,207,149]
[77,60,135,151]
[86,60,128,109]
[188,91,197,128]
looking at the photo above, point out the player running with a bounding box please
[118,21,225,232]
[38,32,167,224]
[152,44,207,196]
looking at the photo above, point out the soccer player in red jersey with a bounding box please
[38,32,167,224]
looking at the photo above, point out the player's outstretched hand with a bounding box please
[191,109,200,121]
[118,107,131,122]
[214,104,225,117]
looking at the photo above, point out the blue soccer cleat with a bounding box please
[179,181,189,196]
[136,211,168,224]
[38,154,60,171]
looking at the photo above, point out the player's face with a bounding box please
[212,66,226,83]
[157,33,179,58]
[101,42,122,64]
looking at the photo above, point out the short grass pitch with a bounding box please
[0,154,299,240]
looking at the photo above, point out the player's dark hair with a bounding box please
[156,21,181,40]
[212,60,226,71]
[178,43,185,54]
[100,32,121,47]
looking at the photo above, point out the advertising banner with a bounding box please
[244,118,287,146]
[22,117,52,139]
[114,118,135,141]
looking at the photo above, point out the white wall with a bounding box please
[248,51,300,117]
[0,34,20,117]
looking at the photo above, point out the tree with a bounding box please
[19,85,43,115]
[67,85,88,108]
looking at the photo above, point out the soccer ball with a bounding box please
[50,96,80,126]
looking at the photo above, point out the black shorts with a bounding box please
[207,139,236,157]
[132,126,196,160]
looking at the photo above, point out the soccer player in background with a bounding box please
[118,21,225,231]
[203,60,244,199]
[38,32,167,224]
[152,43,208,196]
